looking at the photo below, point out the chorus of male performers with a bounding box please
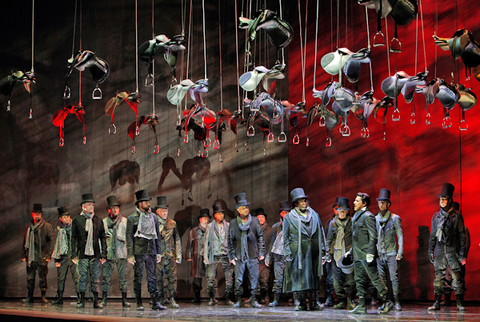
[21,183,468,314]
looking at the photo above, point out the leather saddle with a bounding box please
[66,50,110,84]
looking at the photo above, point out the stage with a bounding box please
[1,299,479,322]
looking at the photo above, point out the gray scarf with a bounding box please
[333,216,350,264]
[436,207,453,244]
[237,214,252,261]
[82,211,95,256]
[53,223,70,259]
[292,208,315,269]
[134,208,157,240]
[25,219,45,264]
[377,210,391,260]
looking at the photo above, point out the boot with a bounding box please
[379,295,394,314]
[100,291,108,307]
[76,292,85,308]
[52,291,64,305]
[192,290,201,304]
[24,289,34,304]
[324,294,333,307]
[333,298,347,310]
[269,293,280,307]
[122,292,130,307]
[428,293,442,311]
[249,295,263,308]
[208,292,216,306]
[93,292,103,309]
[40,290,49,305]
[310,292,324,311]
[259,289,266,304]
[233,295,242,308]
[293,292,306,311]
[151,292,167,310]
[77,292,81,304]
[135,291,144,311]
[456,294,466,312]
[225,291,234,306]
[170,296,180,309]
[348,296,367,314]
[369,290,377,306]
[394,295,402,311]
[347,297,356,310]
[441,292,452,306]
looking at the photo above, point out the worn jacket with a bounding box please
[428,208,466,260]
[158,217,182,263]
[375,211,404,259]
[22,220,54,264]
[325,217,353,256]
[265,221,283,264]
[262,223,273,256]
[53,223,72,262]
[186,225,206,278]
[103,215,128,260]
[228,215,265,261]
[204,220,230,263]
[351,208,377,261]
[71,213,107,260]
[126,210,161,257]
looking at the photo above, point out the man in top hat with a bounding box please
[323,198,339,307]
[265,201,290,307]
[253,207,273,304]
[22,203,54,304]
[428,183,467,312]
[71,193,107,309]
[52,206,78,305]
[186,208,210,304]
[100,195,130,307]
[154,196,182,309]
[349,192,394,315]
[126,189,165,311]
[228,192,265,308]
[204,199,234,306]
[375,188,404,311]
[325,197,356,311]
[283,188,325,311]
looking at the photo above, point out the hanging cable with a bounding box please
[31,0,35,72]
[419,0,427,72]
[365,6,374,92]
[151,0,156,116]
[235,0,241,113]
[385,17,391,76]
[135,0,139,93]
[312,0,319,91]
[202,0,208,80]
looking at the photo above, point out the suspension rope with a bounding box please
[31,0,35,72]
[202,0,208,80]
[385,17,391,76]
[312,0,319,90]
[135,0,139,92]
[419,0,427,72]
[235,0,241,112]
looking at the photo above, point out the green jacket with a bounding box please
[375,211,403,259]
[351,208,377,261]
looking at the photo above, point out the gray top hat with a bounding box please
[135,189,152,205]
[198,208,210,220]
[234,192,250,208]
[57,206,69,217]
[155,196,168,210]
[212,199,226,213]
[337,197,350,210]
[337,252,354,274]
[438,183,455,199]
[80,193,95,206]
[290,188,308,205]
[106,195,121,210]
[376,188,391,203]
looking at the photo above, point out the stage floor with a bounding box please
[1,299,479,322]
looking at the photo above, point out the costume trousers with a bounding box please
[206,255,234,295]
[234,258,259,297]
[77,258,101,293]
[157,256,177,297]
[325,261,334,296]
[102,258,128,293]
[377,255,400,296]
[133,254,157,294]
[332,260,355,298]
[271,254,285,294]
[26,262,48,292]
[433,253,464,295]
[192,278,202,291]
[56,257,78,292]
[258,259,271,292]
[353,260,387,299]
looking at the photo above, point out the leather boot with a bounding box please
[349,296,367,314]
[233,295,242,308]
[170,296,180,309]
[379,295,394,314]
[269,293,280,307]
[208,292,216,306]
[394,295,402,311]
[24,289,34,304]
[324,294,333,307]
[249,295,263,308]
[122,292,130,307]
[76,292,85,308]
[333,298,347,310]
[225,291,234,306]
[192,290,201,304]
[77,292,81,304]
[93,292,103,309]
[456,294,466,312]
[100,291,108,307]
[347,297,356,310]
[40,290,49,305]
[310,292,324,311]
[52,291,64,305]
[428,293,442,311]
[441,292,452,306]
[135,291,144,311]
[293,292,306,311]
[151,292,167,310]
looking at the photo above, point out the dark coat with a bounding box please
[22,220,54,264]
[228,215,265,261]
[428,209,466,260]
[375,212,404,259]
[71,213,107,259]
[158,217,182,262]
[351,209,377,261]
[265,221,283,264]
[325,217,353,256]
[283,208,325,292]
[262,223,273,255]
[186,225,206,278]
[126,211,161,257]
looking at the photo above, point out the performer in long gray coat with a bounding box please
[283,188,325,311]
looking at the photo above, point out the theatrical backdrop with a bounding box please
[0,0,478,302]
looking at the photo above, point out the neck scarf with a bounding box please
[135,208,157,240]
[436,207,454,243]
[52,222,71,259]
[293,208,314,269]
[25,219,45,264]
[106,214,124,256]
[82,211,95,256]
[237,214,252,261]
[333,216,350,263]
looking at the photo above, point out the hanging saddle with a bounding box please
[66,50,110,84]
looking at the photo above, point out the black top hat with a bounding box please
[32,203,43,213]
[106,195,121,210]
[234,192,250,208]
[438,183,455,199]
[333,197,340,208]
[80,193,95,206]
[338,252,354,274]
[135,189,152,205]
[376,188,391,203]
[337,197,350,210]
[198,208,210,220]
[212,199,226,213]
[57,206,70,217]
[279,201,290,212]
[253,208,267,219]
[290,188,308,205]
[155,196,168,209]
